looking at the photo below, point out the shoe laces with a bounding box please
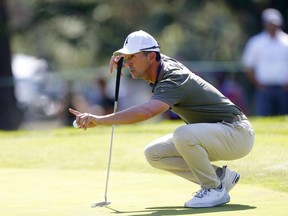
[194,188,211,198]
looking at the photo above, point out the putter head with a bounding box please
[91,201,111,208]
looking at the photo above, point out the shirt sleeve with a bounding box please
[151,80,186,107]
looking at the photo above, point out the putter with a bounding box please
[91,57,124,208]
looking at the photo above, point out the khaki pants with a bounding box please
[144,120,254,188]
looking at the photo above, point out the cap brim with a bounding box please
[264,20,282,26]
[113,47,160,56]
[113,47,139,56]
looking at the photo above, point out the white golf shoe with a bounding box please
[219,166,240,193]
[184,184,230,208]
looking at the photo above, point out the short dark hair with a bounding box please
[143,51,161,62]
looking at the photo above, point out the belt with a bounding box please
[231,114,247,123]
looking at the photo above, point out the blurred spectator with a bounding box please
[242,8,288,116]
[220,78,248,115]
[12,54,48,107]
[96,78,115,114]
[74,77,114,115]
[12,53,77,127]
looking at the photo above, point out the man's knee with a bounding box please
[144,144,153,160]
[173,125,199,151]
[144,144,160,167]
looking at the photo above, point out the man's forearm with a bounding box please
[96,105,156,125]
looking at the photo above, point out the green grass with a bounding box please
[0,116,288,216]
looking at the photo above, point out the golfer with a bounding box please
[69,30,255,208]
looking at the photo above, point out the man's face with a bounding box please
[264,22,280,35]
[124,52,150,80]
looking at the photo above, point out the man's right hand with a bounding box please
[109,55,127,74]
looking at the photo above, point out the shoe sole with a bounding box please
[185,193,230,208]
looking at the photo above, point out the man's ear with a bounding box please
[148,52,156,61]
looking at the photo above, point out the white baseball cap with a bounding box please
[113,30,160,56]
[262,8,283,26]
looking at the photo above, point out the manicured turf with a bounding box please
[0,116,287,215]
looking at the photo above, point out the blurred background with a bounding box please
[0,0,287,130]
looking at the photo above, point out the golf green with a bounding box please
[1,168,287,216]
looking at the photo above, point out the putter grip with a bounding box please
[115,57,124,102]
